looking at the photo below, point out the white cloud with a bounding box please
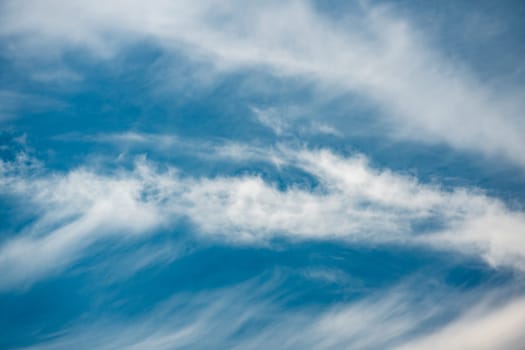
[252,106,290,136]
[1,0,524,166]
[8,279,431,349]
[1,145,525,290]
[252,106,343,137]
[0,89,66,122]
[0,163,168,290]
[396,294,525,350]
[16,276,525,350]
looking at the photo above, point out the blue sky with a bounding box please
[1,1,525,349]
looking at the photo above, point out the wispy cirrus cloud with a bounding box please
[1,0,524,167]
[15,275,525,350]
[395,292,525,350]
[2,2,524,348]
[0,90,66,122]
[1,143,525,290]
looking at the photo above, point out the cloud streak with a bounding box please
[2,2,524,348]
[1,0,525,166]
[16,276,525,350]
[1,144,525,290]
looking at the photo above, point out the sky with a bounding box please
[1,0,525,349]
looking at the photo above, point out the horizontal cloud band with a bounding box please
[1,145,525,290]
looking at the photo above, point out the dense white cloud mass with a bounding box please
[1,0,524,166]
[2,146,525,290]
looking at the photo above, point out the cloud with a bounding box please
[252,106,343,137]
[0,160,168,290]
[2,3,523,347]
[8,279,423,349]
[252,106,290,136]
[0,90,66,122]
[396,293,525,350]
[1,144,525,290]
[15,275,525,350]
[1,0,524,166]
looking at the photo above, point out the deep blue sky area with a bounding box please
[1,1,525,349]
